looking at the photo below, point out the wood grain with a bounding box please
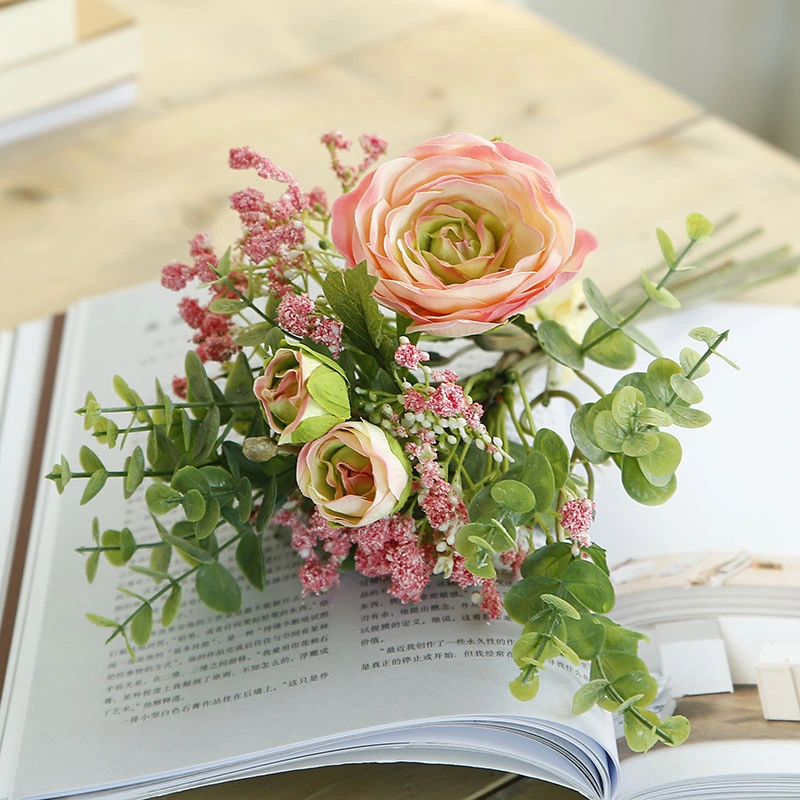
[169,764,516,800]
[0,0,697,329]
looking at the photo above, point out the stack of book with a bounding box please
[0,0,139,146]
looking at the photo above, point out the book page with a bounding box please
[8,282,616,800]
[619,739,800,799]
[590,303,800,562]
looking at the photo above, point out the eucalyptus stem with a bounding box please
[582,240,697,355]
[78,400,258,414]
[665,330,729,408]
[510,372,537,437]
[105,523,245,646]
[77,542,164,553]
[529,388,581,411]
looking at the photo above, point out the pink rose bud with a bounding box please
[331,133,597,337]
[253,344,350,445]
[296,421,412,527]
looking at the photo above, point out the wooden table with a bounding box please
[2,1,799,797]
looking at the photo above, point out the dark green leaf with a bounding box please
[195,562,242,614]
[194,496,221,540]
[504,576,560,624]
[181,489,207,522]
[533,429,570,490]
[150,543,172,576]
[621,456,677,505]
[185,350,213,409]
[236,531,266,591]
[520,542,572,579]
[254,479,277,532]
[563,558,615,614]
[172,465,211,494]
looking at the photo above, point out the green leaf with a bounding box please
[194,496,221,540]
[195,562,242,614]
[162,584,182,627]
[563,558,615,614]
[540,593,580,620]
[646,358,683,406]
[637,407,673,427]
[552,636,581,665]
[224,351,255,405]
[191,405,221,463]
[145,483,183,515]
[80,469,109,505]
[130,604,153,647]
[236,531,266,591]
[533,429,570,490]
[592,651,658,710]
[86,613,119,629]
[592,411,626,453]
[82,391,101,429]
[641,273,681,309]
[582,278,619,328]
[129,565,171,582]
[685,212,713,241]
[157,525,214,564]
[679,347,711,378]
[583,320,636,369]
[504,576,560,624]
[468,486,504,523]
[537,320,585,370]
[637,432,682,478]
[623,709,661,753]
[622,431,659,458]
[236,477,253,523]
[113,375,149,422]
[491,480,536,514]
[573,679,610,715]
[216,246,231,277]
[101,527,136,566]
[670,374,703,404]
[254,479,277,532]
[612,386,646,426]
[79,445,104,473]
[150,543,172,576]
[585,543,609,575]
[520,542,573,579]
[655,228,676,267]
[525,451,556,512]
[185,350,213,409]
[181,489,207,522]
[621,323,661,357]
[563,612,606,660]
[323,263,393,361]
[85,551,100,583]
[123,446,146,499]
[657,714,691,747]
[570,404,609,464]
[670,403,711,428]
[172,465,211,494]
[622,456,677,505]
[509,670,540,701]
[235,321,273,347]
[208,298,245,315]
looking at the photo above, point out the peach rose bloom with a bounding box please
[331,133,597,337]
[296,421,412,527]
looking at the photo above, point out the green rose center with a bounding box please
[416,201,507,285]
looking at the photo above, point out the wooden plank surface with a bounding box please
[0,0,698,329]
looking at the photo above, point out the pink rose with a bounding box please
[331,133,597,337]
[253,345,349,445]
[296,421,412,527]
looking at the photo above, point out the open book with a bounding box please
[0,281,798,800]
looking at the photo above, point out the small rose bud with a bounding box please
[242,436,278,462]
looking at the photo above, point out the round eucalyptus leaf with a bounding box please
[621,456,677,505]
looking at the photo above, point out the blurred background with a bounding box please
[2,0,800,331]
[514,0,800,157]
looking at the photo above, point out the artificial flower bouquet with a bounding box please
[50,131,754,754]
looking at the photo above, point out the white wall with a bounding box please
[512,0,800,156]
